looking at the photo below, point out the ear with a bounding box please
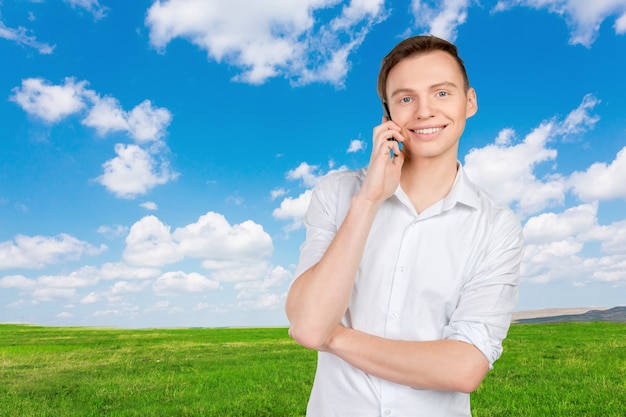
[465,87,478,119]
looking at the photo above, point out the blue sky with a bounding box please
[1,0,626,328]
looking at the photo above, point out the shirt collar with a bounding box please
[442,162,481,211]
[393,162,481,215]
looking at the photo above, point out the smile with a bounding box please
[412,127,444,135]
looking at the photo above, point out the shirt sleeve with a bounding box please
[442,208,524,368]
[293,174,340,279]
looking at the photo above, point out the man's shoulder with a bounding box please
[316,168,366,189]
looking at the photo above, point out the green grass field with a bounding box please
[1,322,624,416]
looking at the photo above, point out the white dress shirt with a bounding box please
[294,164,524,417]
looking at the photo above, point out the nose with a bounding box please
[413,96,434,119]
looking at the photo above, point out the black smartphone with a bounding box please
[383,102,400,159]
[383,102,392,120]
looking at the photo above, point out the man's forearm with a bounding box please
[324,325,490,393]
[286,196,382,350]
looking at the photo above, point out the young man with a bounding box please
[286,35,524,416]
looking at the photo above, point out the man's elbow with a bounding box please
[452,358,490,393]
[288,323,327,351]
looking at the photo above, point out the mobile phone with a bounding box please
[383,102,400,159]
[383,102,392,120]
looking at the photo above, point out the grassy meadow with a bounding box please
[0,322,624,416]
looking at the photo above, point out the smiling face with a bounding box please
[385,50,477,164]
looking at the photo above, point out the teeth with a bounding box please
[415,127,443,134]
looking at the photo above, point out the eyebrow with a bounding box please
[390,81,460,98]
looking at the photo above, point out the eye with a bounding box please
[400,96,412,103]
[436,91,449,98]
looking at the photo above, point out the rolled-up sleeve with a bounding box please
[443,209,524,367]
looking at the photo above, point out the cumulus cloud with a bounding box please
[235,265,290,298]
[96,143,179,199]
[0,234,106,270]
[568,146,626,202]
[347,139,366,153]
[272,190,313,232]
[174,212,273,261]
[492,0,626,46]
[153,271,220,296]
[10,78,87,123]
[122,212,274,284]
[145,0,387,86]
[10,77,176,198]
[523,203,599,244]
[411,0,471,41]
[123,216,182,267]
[287,162,322,187]
[82,96,172,142]
[464,94,600,215]
[32,79,166,138]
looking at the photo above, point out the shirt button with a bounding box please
[399,266,406,272]
[384,410,392,416]
[390,313,398,320]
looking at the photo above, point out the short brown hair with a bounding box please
[377,35,470,105]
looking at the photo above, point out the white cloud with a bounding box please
[12,78,172,143]
[145,0,387,86]
[123,212,274,280]
[347,139,366,153]
[10,78,86,123]
[83,97,172,143]
[153,271,220,296]
[110,280,152,295]
[238,293,283,311]
[97,224,130,238]
[599,220,626,255]
[64,0,109,20]
[0,20,55,54]
[126,100,172,143]
[123,216,182,267]
[97,262,161,281]
[96,143,179,199]
[37,267,101,289]
[492,0,626,46]
[272,190,313,232]
[287,162,321,187]
[0,275,37,291]
[201,260,273,283]
[235,265,290,292]
[81,96,129,135]
[32,288,77,302]
[11,77,176,198]
[271,187,287,200]
[464,94,600,216]
[80,292,100,304]
[411,0,471,41]
[523,203,599,244]
[556,94,601,136]
[140,201,158,211]
[465,121,564,215]
[568,146,626,202]
[616,10,626,32]
[174,212,273,262]
[0,234,106,270]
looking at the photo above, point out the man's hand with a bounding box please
[358,117,405,204]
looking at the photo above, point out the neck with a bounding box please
[400,156,459,214]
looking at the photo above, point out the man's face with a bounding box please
[385,50,477,163]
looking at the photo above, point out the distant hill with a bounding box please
[514,306,626,324]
